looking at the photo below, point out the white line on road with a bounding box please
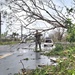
[0,53,13,59]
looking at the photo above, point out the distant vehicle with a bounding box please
[44,38,54,47]
[41,38,55,52]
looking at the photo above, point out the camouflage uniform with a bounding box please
[35,30,42,51]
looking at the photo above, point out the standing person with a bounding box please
[35,30,42,51]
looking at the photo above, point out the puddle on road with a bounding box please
[16,49,57,69]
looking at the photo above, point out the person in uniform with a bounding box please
[35,30,42,51]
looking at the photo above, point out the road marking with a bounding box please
[0,53,13,59]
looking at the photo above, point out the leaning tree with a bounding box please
[6,0,69,28]
[4,0,74,41]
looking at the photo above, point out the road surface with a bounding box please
[0,42,55,75]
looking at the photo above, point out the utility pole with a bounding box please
[0,13,1,40]
[21,25,23,41]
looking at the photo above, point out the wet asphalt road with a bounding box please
[0,43,54,75]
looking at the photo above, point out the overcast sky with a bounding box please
[0,0,73,34]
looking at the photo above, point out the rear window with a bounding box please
[45,39,52,43]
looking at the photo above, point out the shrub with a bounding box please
[54,44,63,51]
[23,58,29,60]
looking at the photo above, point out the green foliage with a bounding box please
[23,58,29,60]
[68,69,75,75]
[65,18,75,42]
[66,8,73,14]
[28,58,75,75]
[43,44,64,56]
[65,18,72,33]
[66,28,75,42]
[30,66,51,75]
[53,44,63,51]
[0,41,19,45]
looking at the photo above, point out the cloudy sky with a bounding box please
[0,0,73,34]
